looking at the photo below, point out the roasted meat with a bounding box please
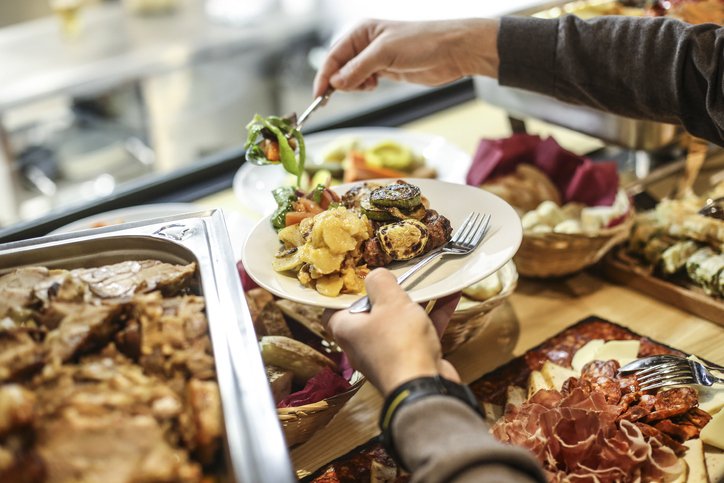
[363,208,453,267]
[0,261,224,481]
[71,260,196,299]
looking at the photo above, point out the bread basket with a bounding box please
[442,260,518,354]
[277,371,365,447]
[514,212,634,278]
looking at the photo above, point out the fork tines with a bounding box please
[637,361,697,391]
[451,212,491,251]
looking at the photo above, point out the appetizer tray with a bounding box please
[0,210,295,483]
[603,247,724,327]
[302,316,721,482]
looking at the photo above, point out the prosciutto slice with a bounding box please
[491,386,687,482]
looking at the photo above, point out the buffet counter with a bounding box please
[194,99,724,478]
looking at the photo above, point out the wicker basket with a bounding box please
[277,371,365,447]
[514,213,634,278]
[441,260,518,354]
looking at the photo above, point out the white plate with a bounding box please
[233,127,471,217]
[242,178,522,309]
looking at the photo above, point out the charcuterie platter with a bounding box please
[302,316,723,482]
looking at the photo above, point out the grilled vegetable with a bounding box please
[271,186,298,231]
[360,197,397,222]
[245,114,306,186]
[365,140,413,171]
[377,219,429,261]
[370,183,421,209]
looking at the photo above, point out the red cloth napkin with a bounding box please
[277,367,352,408]
[466,134,619,207]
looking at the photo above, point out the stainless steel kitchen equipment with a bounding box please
[475,0,681,151]
[0,209,295,483]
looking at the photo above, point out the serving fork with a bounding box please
[619,354,724,374]
[628,358,724,391]
[348,212,492,314]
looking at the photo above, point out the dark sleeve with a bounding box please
[497,15,724,145]
[391,396,545,483]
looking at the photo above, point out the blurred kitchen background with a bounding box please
[0,0,551,231]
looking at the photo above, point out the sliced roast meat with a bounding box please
[71,260,196,299]
[0,267,50,322]
[44,302,124,363]
[0,330,46,383]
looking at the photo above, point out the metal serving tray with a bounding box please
[478,0,680,150]
[0,209,295,483]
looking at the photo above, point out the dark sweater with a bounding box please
[498,15,724,145]
[392,397,545,483]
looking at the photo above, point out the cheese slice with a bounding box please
[571,339,604,372]
[681,439,708,483]
[541,361,578,391]
[506,385,527,408]
[592,340,641,368]
[701,409,724,450]
[527,370,552,399]
[570,339,641,373]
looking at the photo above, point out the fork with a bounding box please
[619,354,724,374]
[348,212,492,314]
[634,359,724,391]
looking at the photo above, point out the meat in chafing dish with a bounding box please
[0,260,224,482]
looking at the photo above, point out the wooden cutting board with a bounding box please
[602,248,724,327]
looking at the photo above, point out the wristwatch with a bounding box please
[378,375,484,471]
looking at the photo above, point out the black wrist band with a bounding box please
[378,375,483,472]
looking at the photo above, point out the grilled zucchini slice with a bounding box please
[360,197,397,222]
[370,183,421,209]
[377,219,429,261]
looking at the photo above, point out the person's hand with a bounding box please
[322,268,462,397]
[314,18,500,97]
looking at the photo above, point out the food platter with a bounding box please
[233,127,472,216]
[241,178,522,310]
[302,316,723,482]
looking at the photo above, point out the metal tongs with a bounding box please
[295,88,334,131]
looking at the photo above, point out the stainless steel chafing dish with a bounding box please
[0,209,295,483]
[477,0,680,150]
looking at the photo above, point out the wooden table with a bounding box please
[195,99,724,479]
